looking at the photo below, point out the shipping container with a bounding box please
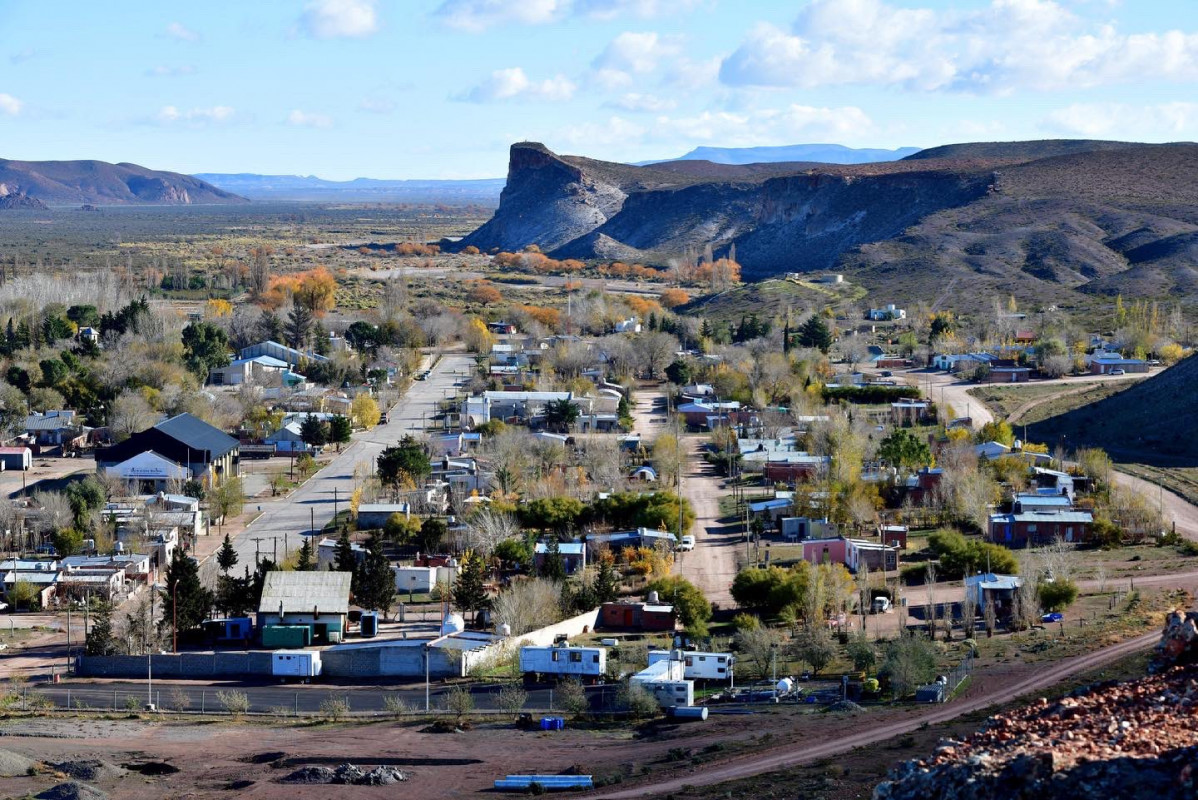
[261,624,312,649]
[519,645,606,684]
[202,617,252,642]
[272,650,321,679]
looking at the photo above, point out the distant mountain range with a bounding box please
[646,143,922,166]
[452,138,1198,309]
[0,159,244,205]
[193,173,506,203]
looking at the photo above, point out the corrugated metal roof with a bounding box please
[154,413,239,459]
[258,570,351,615]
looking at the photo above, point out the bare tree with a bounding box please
[463,508,519,557]
[492,579,563,636]
[924,562,938,640]
[632,332,679,379]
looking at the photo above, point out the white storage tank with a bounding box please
[441,612,465,635]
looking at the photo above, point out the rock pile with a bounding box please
[279,763,408,786]
[875,613,1198,799]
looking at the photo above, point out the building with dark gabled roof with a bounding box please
[95,413,239,487]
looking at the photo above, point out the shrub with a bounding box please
[442,685,474,719]
[496,683,528,717]
[384,695,414,718]
[217,690,250,717]
[1038,579,1079,612]
[320,695,350,722]
[555,678,589,716]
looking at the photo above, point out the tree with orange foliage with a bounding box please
[659,288,690,308]
[467,281,502,306]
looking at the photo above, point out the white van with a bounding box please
[872,596,892,613]
[678,535,696,551]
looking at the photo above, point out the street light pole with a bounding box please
[172,580,178,655]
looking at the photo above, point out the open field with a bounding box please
[968,379,1142,427]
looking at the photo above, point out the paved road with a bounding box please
[204,352,475,582]
[593,629,1160,799]
[32,679,619,714]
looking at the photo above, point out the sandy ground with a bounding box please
[677,434,739,608]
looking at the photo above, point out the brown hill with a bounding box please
[456,140,1198,309]
[0,158,246,205]
[1025,355,1198,465]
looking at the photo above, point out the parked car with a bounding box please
[1041,612,1064,623]
[678,535,696,551]
[872,596,892,613]
[1110,368,1125,375]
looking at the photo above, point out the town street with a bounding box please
[201,352,475,584]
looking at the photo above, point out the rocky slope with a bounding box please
[875,611,1198,800]
[0,192,48,210]
[457,140,1198,307]
[0,159,246,205]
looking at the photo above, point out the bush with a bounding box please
[320,695,350,721]
[384,694,414,718]
[442,685,475,719]
[496,683,528,717]
[732,612,760,631]
[555,678,589,716]
[878,636,937,699]
[617,682,659,719]
[217,690,250,717]
[928,529,1018,579]
[1038,579,1079,612]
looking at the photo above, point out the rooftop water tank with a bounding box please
[776,677,794,694]
[499,623,511,637]
[441,612,465,635]
[647,590,660,604]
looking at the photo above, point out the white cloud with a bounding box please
[146,65,197,77]
[164,22,201,42]
[719,0,1198,93]
[300,0,379,39]
[1043,101,1198,137]
[605,92,677,112]
[157,105,235,124]
[287,109,335,128]
[434,0,696,31]
[658,104,873,147]
[592,31,683,85]
[0,93,22,115]
[459,67,577,103]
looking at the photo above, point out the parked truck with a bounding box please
[519,645,606,685]
[647,650,734,682]
[272,650,321,680]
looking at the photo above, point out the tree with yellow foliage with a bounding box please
[1159,342,1187,365]
[351,394,381,430]
[206,298,233,318]
[463,317,495,353]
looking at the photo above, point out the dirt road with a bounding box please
[592,629,1159,799]
[676,434,738,607]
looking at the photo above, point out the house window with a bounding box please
[551,651,560,662]
[592,655,599,663]
[1027,525,1037,533]
[685,657,694,667]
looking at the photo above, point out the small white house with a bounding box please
[393,565,437,594]
[519,645,606,682]
[647,650,734,682]
[868,304,907,321]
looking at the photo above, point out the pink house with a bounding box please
[802,537,849,567]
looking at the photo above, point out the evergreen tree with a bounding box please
[328,415,353,450]
[452,550,489,624]
[216,533,238,574]
[796,315,833,353]
[162,546,214,637]
[312,321,330,355]
[539,538,566,581]
[334,529,357,573]
[355,537,397,615]
[417,517,447,554]
[285,303,313,350]
[299,413,328,448]
[258,311,284,343]
[84,601,120,656]
[782,321,791,354]
[296,536,314,571]
[595,555,620,603]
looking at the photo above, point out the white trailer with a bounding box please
[631,658,693,708]
[519,645,606,684]
[648,650,734,682]
[272,650,322,679]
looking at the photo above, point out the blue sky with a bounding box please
[0,0,1195,179]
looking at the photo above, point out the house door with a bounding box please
[623,610,633,627]
[1065,527,1074,542]
[1010,372,1018,383]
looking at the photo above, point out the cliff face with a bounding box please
[0,158,246,205]
[456,140,1198,306]
[455,142,995,277]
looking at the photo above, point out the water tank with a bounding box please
[669,706,709,721]
[499,623,511,637]
[361,612,379,638]
[115,542,124,553]
[776,677,794,694]
[647,590,660,604]
[441,612,465,635]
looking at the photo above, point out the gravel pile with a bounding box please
[279,764,409,785]
[50,760,127,781]
[0,747,36,777]
[35,782,108,800]
[827,700,864,714]
[876,610,1198,799]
